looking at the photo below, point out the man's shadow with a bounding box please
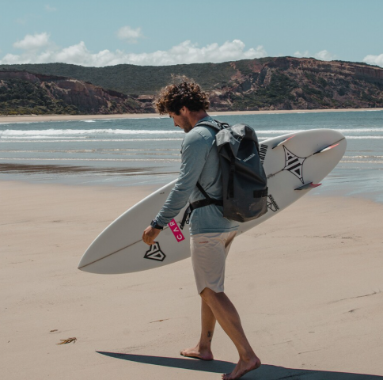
[97,351,382,379]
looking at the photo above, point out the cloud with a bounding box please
[1,37,268,67]
[117,26,143,44]
[294,50,310,58]
[45,4,57,12]
[13,33,50,51]
[16,17,27,25]
[54,41,92,65]
[314,50,336,61]
[158,40,267,66]
[363,54,383,67]
[293,49,336,61]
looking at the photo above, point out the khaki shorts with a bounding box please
[190,231,237,294]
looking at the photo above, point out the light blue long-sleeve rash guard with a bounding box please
[155,116,239,235]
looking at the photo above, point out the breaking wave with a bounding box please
[0,129,183,137]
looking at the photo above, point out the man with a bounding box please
[142,78,261,380]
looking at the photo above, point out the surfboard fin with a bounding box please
[295,182,321,190]
[313,142,340,155]
[272,135,295,149]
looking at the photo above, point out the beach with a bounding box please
[1,109,382,379]
[1,108,383,124]
[1,180,383,380]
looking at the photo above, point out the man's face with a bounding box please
[169,108,193,133]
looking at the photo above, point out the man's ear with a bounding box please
[180,106,188,115]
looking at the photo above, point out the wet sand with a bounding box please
[1,108,382,124]
[0,163,157,176]
[1,181,383,380]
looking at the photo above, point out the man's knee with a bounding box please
[200,287,221,303]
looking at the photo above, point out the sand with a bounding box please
[1,108,383,124]
[1,181,383,380]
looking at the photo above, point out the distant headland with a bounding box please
[1,57,382,116]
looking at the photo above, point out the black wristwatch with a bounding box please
[150,219,164,230]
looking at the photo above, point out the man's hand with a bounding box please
[142,226,162,245]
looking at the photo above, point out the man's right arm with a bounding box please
[154,132,211,227]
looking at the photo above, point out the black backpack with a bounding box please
[180,120,268,228]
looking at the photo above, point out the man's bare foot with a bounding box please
[180,345,214,361]
[222,356,261,380]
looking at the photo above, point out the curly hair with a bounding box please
[155,76,210,115]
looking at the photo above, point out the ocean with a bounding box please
[1,110,382,202]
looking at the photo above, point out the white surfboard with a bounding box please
[78,129,346,274]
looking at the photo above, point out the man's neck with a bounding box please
[189,110,209,128]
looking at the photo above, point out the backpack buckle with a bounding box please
[180,205,192,230]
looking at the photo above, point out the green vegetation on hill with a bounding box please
[231,73,299,110]
[0,60,276,95]
[0,63,228,95]
[0,79,78,115]
[1,57,382,115]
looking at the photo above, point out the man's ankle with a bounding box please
[197,343,212,352]
[239,350,257,362]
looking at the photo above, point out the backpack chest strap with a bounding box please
[190,181,223,211]
[179,182,223,230]
[190,197,223,211]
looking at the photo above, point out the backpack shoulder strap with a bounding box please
[194,119,228,132]
[196,181,211,200]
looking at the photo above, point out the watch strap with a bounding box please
[150,219,163,230]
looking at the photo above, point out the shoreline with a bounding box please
[1,107,382,124]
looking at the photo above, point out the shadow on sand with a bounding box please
[97,351,382,379]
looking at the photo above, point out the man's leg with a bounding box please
[187,231,260,377]
[200,288,261,380]
[180,298,216,360]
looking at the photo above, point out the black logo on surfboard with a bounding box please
[144,242,166,262]
[267,194,280,212]
[259,144,268,165]
[283,146,306,184]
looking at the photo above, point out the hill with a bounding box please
[0,71,143,115]
[1,57,382,115]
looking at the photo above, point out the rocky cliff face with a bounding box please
[0,71,144,115]
[210,57,383,110]
[208,57,383,111]
[1,57,382,114]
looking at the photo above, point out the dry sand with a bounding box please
[1,181,383,380]
[1,108,383,124]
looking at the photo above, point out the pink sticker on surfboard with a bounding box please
[168,219,185,242]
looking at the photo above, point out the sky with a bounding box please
[1,0,382,68]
